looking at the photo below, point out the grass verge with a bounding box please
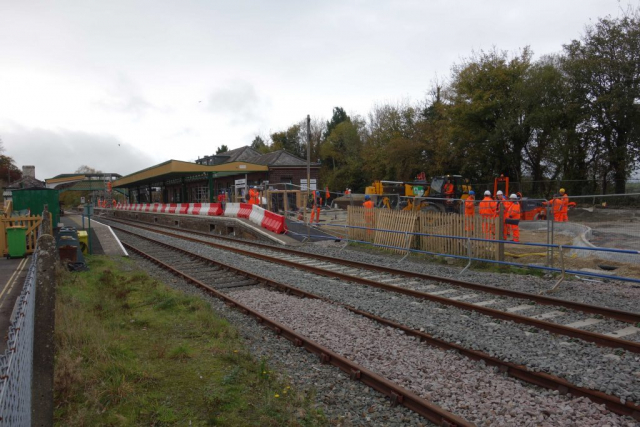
[54,255,326,426]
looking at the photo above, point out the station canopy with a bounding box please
[45,173,122,191]
[113,159,268,189]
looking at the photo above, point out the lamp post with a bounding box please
[306,115,311,241]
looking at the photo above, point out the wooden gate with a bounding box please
[0,215,44,256]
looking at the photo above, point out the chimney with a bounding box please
[22,165,35,178]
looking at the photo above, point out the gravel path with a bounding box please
[110,223,640,406]
[130,255,430,426]
[230,287,636,426]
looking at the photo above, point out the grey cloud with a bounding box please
[93,73,157,118]
[1,125,156,179]
[207,81,267,125]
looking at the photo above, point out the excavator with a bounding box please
[365,173,472,213]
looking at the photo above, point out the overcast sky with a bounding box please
[0,0,632,179]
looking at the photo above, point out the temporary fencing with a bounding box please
[302,205,640,284]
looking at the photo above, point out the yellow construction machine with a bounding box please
[365,173,472,213]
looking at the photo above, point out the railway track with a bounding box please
[103,217,640,352]
[115,224,640,423]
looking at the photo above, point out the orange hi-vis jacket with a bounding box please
[443,182,454,197]
[363,200,374,209]
[560,194,569,214]
[551,197,563,215]
[506,201,521,221]
[464,195,475,216]
[479,197,497,218]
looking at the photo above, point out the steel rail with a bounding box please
[121,240,472,427]
[106,216,640,324]
[109,221,640,353]
[120,230,640,421]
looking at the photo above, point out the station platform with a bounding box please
[61,213,128,257]
[0,256,31,353]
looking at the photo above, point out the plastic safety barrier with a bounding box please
[262,210,287,234]
[166,203,178,214]
[237,203,253,219]
[249,205,266,227]
[187,203,201,215]
[206,203,224,216]
[179,204,189,215]
[224,203,241,217]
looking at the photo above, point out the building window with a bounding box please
[191,185,208,202]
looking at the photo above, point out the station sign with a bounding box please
[300,179,317,191]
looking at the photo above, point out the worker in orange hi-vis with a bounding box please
[309,190,322,224]
[500,192,513,240]
[505,194,521,242]
[479,190,497,239]
[464,190,476,231]
[558,188,571,222]
[253,186,262,205]
[547,193,564,222]
[325,187,330,206]
[443,179,454,199]
[363,194,374,234]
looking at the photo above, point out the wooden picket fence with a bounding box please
[374,209,418,254]
[418,212,499,260]
[347,206,500,259]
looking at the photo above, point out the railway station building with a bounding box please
[113,146,320,204]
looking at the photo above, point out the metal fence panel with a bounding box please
[0,253,36,427]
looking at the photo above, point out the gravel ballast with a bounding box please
[230,287,636,426]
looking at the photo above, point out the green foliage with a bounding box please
[271,125,304,158]
[216,144,229,154]
[251,135,269,153]
[562,11,640,194]
[323,107,349,140]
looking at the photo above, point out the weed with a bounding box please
[168,344,193,360]
[222,366,240,385]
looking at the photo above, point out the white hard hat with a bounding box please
[484,190,491,196]
[510,193,517,199]
[497,190,503,196]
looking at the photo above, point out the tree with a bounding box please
[447,48,533,183]
[320,119,367,191]
[216,145,229,154]
[250,136,268,153]
[75,165,102,174]
[0,155,22,184]
[323,107,349,140]
[271,125,303,158]
[563,11,640,193]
